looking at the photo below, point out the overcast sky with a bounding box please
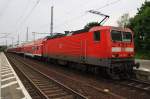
[0,0,146,45]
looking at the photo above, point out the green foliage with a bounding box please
[0,46,7,52]
[137,1,150,15]
[135,50,150,60]
[128,1,150,52]
[84,22,101,30]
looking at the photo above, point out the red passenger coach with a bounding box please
[8,38,44,58]
[21,42,33,56]
[31,39,44,57]
[22,38,44,57]
[7,46,22,54]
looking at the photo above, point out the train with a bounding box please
[7,26,140,79]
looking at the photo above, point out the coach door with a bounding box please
[80,39,87,62]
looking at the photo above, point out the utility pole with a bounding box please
[32,32,35,42]
[26,27,29,42]
[50,6,53,36]
[5,39,7,47]
[11,37,14,47]
[18,33,19,45]
[0,33,9,47]
[32,32,36,48]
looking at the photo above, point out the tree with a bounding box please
[0,46,7,52]
[117,13,130,27]
[128,1,150,51]
[84,22,100,30]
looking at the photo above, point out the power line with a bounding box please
[16,0,41,32]
[14,0,41,45]
[35,0,102,30]
[95,0,121,10]
[34,0,122,32]
[54,0,122,30]
[0,0,12,18]
[0,33,11,38]
[54,13,87,29]
[15,0,30,27]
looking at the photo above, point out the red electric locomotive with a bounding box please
[41,26,139,79]
[7,26,139,79]
[7,12,139,79]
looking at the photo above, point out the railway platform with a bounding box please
[0,52,31,99]
[135,59,150,81]
[136,59,150,71]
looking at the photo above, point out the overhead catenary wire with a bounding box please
[16,0,41,32]
[36,0,107,30]
[14,0,122,43]
[0,33,11,38]
[35,0,121,32]
[50,0,122,31]
[15,0,30,28]
[0,0,29,45]
[36,0,94,29]
[95,0,121,10]
[0,0,12,18]
[14,0,41,45]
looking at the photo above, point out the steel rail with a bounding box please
[128,79,150,92]
[7,53,88,99]
[11,53,125,99]
[6,55,49,99]
[114,78,150,94]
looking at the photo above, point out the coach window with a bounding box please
[32,46,35,50]
[36,46,38,50]
[93,31,100,41]
[37,46,39,50]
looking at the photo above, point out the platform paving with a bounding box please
[0,52,31,99]
[136,59,150,72]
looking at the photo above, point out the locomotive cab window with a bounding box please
[111,30,132,42]
[111,30,122,41]
[93,31,100,41]
[123,32,132,42]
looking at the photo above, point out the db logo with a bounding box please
[59,43,63,48]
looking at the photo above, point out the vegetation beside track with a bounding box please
[0,46,7,52]
[128,1,150,60]
[135,51,150,60]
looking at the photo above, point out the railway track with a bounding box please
[118,79,150,93]
[6,53,150,99]
[6,54,87,99]
[6,53,125,99]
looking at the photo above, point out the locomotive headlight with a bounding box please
[112,54,119,58]
[112,47,121,52]
[125,48,134,52]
